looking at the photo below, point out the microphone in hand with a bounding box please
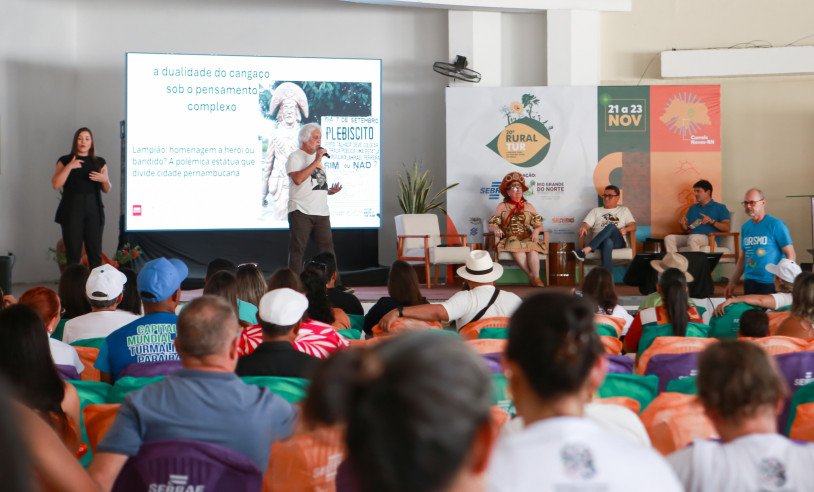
[318,147,331,159]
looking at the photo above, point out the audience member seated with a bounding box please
[738,309,769,338]
[296,269,351,358]
[625,268,704,354]
[303,264,350,330]
[87,295,298,490]
[204,270,252,330]
[364,260,429,337]
[0,304,81,452]
[238,268,303,356]
[55,264,92,340]
[18,287,85,378]
[637,253,697,311]
[488,292,681,491]
[775,272,814,340]
[715,259,801,317]
[236,262,266,309]
[118,267,142,316]
[378,250,521,333]
[311,251,364,316]
[94,258,187,382]
[0,381,98,492]
[236,288,320,378]
[333,332,495,492]
[580,267,633,335]
[63,265,140,344]
[667,340,814,490]
[206,257,258,324]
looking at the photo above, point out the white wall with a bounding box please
[0,0,79,284]
[2,0,451,283]
[601,0,814,261]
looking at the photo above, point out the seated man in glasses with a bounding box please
[573,185,636,270]
[725,188,795,296]
[663,179,731,253]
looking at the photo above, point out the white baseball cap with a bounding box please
[766,259,802,284]
[258,288,308,325]
[86,265,128,301]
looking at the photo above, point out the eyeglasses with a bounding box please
[509,185,523,191]
[741,200,763,206]
[602,194,619,198]
[306,260,327,270]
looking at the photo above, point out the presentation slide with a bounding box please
[125,53,381,231]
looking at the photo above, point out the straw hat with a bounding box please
[650,253,694,282]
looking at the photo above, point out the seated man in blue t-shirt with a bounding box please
[94,257,188,382]
[664,179,731,253]
[88,295,298,489]
[726,188,796,296]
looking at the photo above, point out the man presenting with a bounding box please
[287,123,342,274]
[573,185,636,270]
[725,188,795,297]
[664,179,730,252]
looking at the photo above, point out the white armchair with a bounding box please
[395,214,471,288]
[485,231,551,285]
[578,224,637,279]
[677,210,739,263]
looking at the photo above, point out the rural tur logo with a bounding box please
[487,93,553,168]
[659,92,711,138]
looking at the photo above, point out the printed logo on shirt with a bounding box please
[758,457,786,488]
[126,323,179,363]
[560,443,596,479]
[148,474,204,492]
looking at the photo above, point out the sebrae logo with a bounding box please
[487,93,553,168]
[659,92,711,138]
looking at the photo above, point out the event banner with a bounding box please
[125,53,381,231]
[446,85,721,245]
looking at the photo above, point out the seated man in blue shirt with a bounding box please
[95,257,188,382]
[88,295,298,490]
[664,179,730,252]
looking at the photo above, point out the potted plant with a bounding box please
[397,160,458,214]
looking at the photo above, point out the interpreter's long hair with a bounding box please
[658,268,690,337]
[0,305,70,438]
[69,127,101,171]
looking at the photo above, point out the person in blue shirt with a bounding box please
[664,179,731,252]
[726,188,796,297]
[94,257,188,382]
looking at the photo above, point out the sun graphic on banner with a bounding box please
[659,92,711,138]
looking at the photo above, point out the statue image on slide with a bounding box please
[261,82,309,221]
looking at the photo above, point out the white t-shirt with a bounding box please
[49,338,85,374]
[440,285,522,329]
[63,310,141,344]
[502,404,651,447]
[488,417,681,492]
[667,434,814,492]
[286,149,329,216]
[583,206,636,239]
[770,292,793,311]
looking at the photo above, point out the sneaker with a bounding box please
[572,249,586,262]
